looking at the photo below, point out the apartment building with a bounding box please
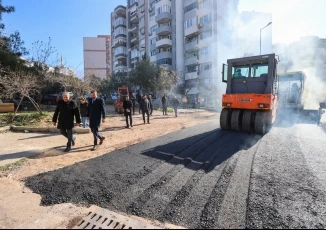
[83,35,111,79]
[110,0,240,97]
[183,0,239,95]
[111,5,128,74]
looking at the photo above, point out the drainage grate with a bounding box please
[74,208,161,229]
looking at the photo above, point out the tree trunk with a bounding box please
[27,96,42,114]
[11,97,24,123]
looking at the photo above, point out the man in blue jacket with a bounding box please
[87,90,106,151]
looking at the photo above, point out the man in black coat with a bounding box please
[87,90,106,151]
[123,95,133,128]
[52,92,81,152]
[140,95,150,124]
[162,93,168,115]
[130,93,137,115]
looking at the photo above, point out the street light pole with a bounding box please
[260,22,272,55]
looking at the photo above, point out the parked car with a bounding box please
[41,94,61,105]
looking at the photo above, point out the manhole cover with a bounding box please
[74,208,161,229]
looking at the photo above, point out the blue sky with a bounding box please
[3,0,326,75]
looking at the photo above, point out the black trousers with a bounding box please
[162,103,167,115]
[60,129,73,148]
[91,127,104,145]
[142,110,150,123]
[125,113,132,126]
[132,102,136,114]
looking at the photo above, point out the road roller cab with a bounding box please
[220,54,278,134]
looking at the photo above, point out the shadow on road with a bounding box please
[140,129,261,173]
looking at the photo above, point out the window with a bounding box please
[157,47,172,53]
[139,15,144,23]
[184,17,197,29]
[184,2,197,13]
[151,25,157,33]
[140,27,145,34]
[199,30,212,40]
[130,0,138,6]
[250,63,269,78]
[114,47,127,56]
[140,38,145,47]
[151,37,156,45]
[157,5,171,14]
[150,14,155,21]
[200,62,212,71]
[199,46,210,56]
[151,49,157,56]
[138,4,144,12]
[131,49,139,59]
[115,18,126,27]
[140,49,145,58]
[198,0,211,9]
[199,14,212,25]
[114,28,127,37]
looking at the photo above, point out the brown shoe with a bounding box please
[99,137,105,145]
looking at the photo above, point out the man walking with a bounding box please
[140,95,150,124]
[162,93,168,115]
[87,90,106,151]
[52,92,81,152]
[130,93,137,115]
[123,95,133,128]
[172,96,180,117]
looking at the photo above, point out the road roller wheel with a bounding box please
[220,109,232,130]
[231,109,243,131]
[255,111,267,134]
[242,110,253,132]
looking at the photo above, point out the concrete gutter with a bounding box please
[11,126,90,134]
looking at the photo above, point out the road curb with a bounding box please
[0,126,11,133]
[11,126,90,134]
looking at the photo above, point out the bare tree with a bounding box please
[0,68,42,120]
[30,37,57,65]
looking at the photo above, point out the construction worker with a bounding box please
[233,69,242,78]
[317,103,325,126]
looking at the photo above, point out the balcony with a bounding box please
[115,34,127,39]
[156,12,172,24]
[185,55,199,66]
[115,53,127,60]
[115,63,127,68]
[115,13,126,20]
[156,51,172,60]
[185,25,199,38]
[185,39,199,52]
[130,12,138,23]
[156,25,172,36]
[114,5,126,13]
[160,64,172,71]
[185,72,198,80]
[156,38,172,48]
[131,57,139,64]
[112,38,127,48]
[131,35,139,44]
[130,24,138,33]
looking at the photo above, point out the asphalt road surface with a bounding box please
[25,115,326,229]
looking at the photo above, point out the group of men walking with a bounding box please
[52,90,105,152]
[52,91,181,152]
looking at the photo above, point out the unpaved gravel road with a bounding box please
[23,117,326,229]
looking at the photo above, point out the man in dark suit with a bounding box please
[87,90,106,151]
[52,92,81,152]
[123,95,133,128]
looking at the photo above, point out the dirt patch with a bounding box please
[0,107,218,228]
